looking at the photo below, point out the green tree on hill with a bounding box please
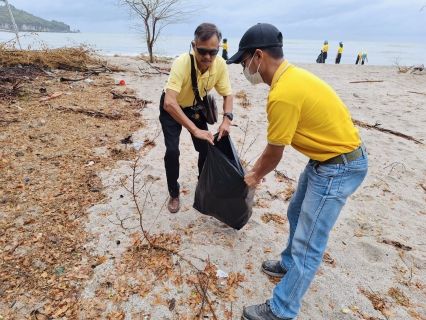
[0,4,71,32]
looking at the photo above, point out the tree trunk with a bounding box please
[148,44,154,63]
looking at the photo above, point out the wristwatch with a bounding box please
[224,113,233,121]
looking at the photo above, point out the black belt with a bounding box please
[321,143,366,164]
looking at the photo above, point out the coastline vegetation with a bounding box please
[0,4,77,33]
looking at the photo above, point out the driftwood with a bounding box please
[0,117,20,124]
[59,71,101,82]
[353,119,424,145]
[408,91,426,96]
[110,91,137,99]
[138,60,170,75]
[55,106,121,119]
[349,80,384,84]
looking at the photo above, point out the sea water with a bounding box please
[1,31,425,66]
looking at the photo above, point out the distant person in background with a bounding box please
[220,38,229,61]
[356,51,368,65]
[318,40,328,63]
[335,42,343,64]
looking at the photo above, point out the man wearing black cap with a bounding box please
[227,23,368,320]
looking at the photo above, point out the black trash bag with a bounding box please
[316,52,323,63]
[193,134,255,230]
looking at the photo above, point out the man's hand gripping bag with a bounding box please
[193,134,255,229]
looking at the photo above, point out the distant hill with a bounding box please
[0,4,78,33]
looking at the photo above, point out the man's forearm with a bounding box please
[251,145,284,179]
[223,95,233,113]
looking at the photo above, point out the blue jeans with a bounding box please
[270,147,368,319]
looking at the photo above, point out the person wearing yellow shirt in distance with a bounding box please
[160,23,234,213]
[227,23,368,320]
[356,51,368,65]
[335,41,343,64]
[220,38,229,60]
[320,40,328,63]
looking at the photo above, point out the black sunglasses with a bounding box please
[240,55,253,68]
[196,45,219,56]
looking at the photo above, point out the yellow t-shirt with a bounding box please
[266,61,361,161]
[338,46,343,53]
[164,52,232,107]
[222,43,228,51]
[322,44,329,52]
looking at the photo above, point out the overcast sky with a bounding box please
[3,0,426,42]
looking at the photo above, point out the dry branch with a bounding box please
[408,91,426,96]
[352,119,424,145]
[349,80,384,84]
[55,106,121,119]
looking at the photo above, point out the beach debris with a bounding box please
[39,91,63,102]
[419,183,426,192]
[119,79,126,86]
[353,93,360,98]
[168,298,176,311]
[408,91,426,96]
[352,119,424,145]
[54,266,65,275]
[133,140,144,151]
[138,60,170,75]
[91,256,107,268]
[120,135,133,144]
[261,213,287,225]
[349,80,384,84]
[359,287,392,317]
[388,287,410,306]
[274,169,296,183]
[322,252,336,267]
[216,270,229,278]
[54,106,121,119]
[235,90,251,108]
[382,239,412,251]
[110,91,136,99]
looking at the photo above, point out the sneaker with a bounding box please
[242,300,293,320]
[262,260,287,278]
[167,196,180,213]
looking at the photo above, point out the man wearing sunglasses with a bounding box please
[227,23,368,320]
[160,23,234,213]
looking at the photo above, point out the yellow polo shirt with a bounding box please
[338,46,343,54]
[223,43,228,51]
[322,44,329,52]
[164,52,232,107]
[266,61,361,161]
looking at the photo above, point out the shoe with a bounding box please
[167,196,180,213]
[242,300,293,320]
[262,260,287,278]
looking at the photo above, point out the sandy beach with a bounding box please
[1,55,426,319]
[82,56,426,319]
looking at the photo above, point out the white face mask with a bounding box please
[243,55,264,85]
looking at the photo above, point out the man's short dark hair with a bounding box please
[194,23,222,42]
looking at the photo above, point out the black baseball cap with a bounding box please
[227,23,283,64]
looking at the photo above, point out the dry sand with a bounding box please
[82,56,426,319]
